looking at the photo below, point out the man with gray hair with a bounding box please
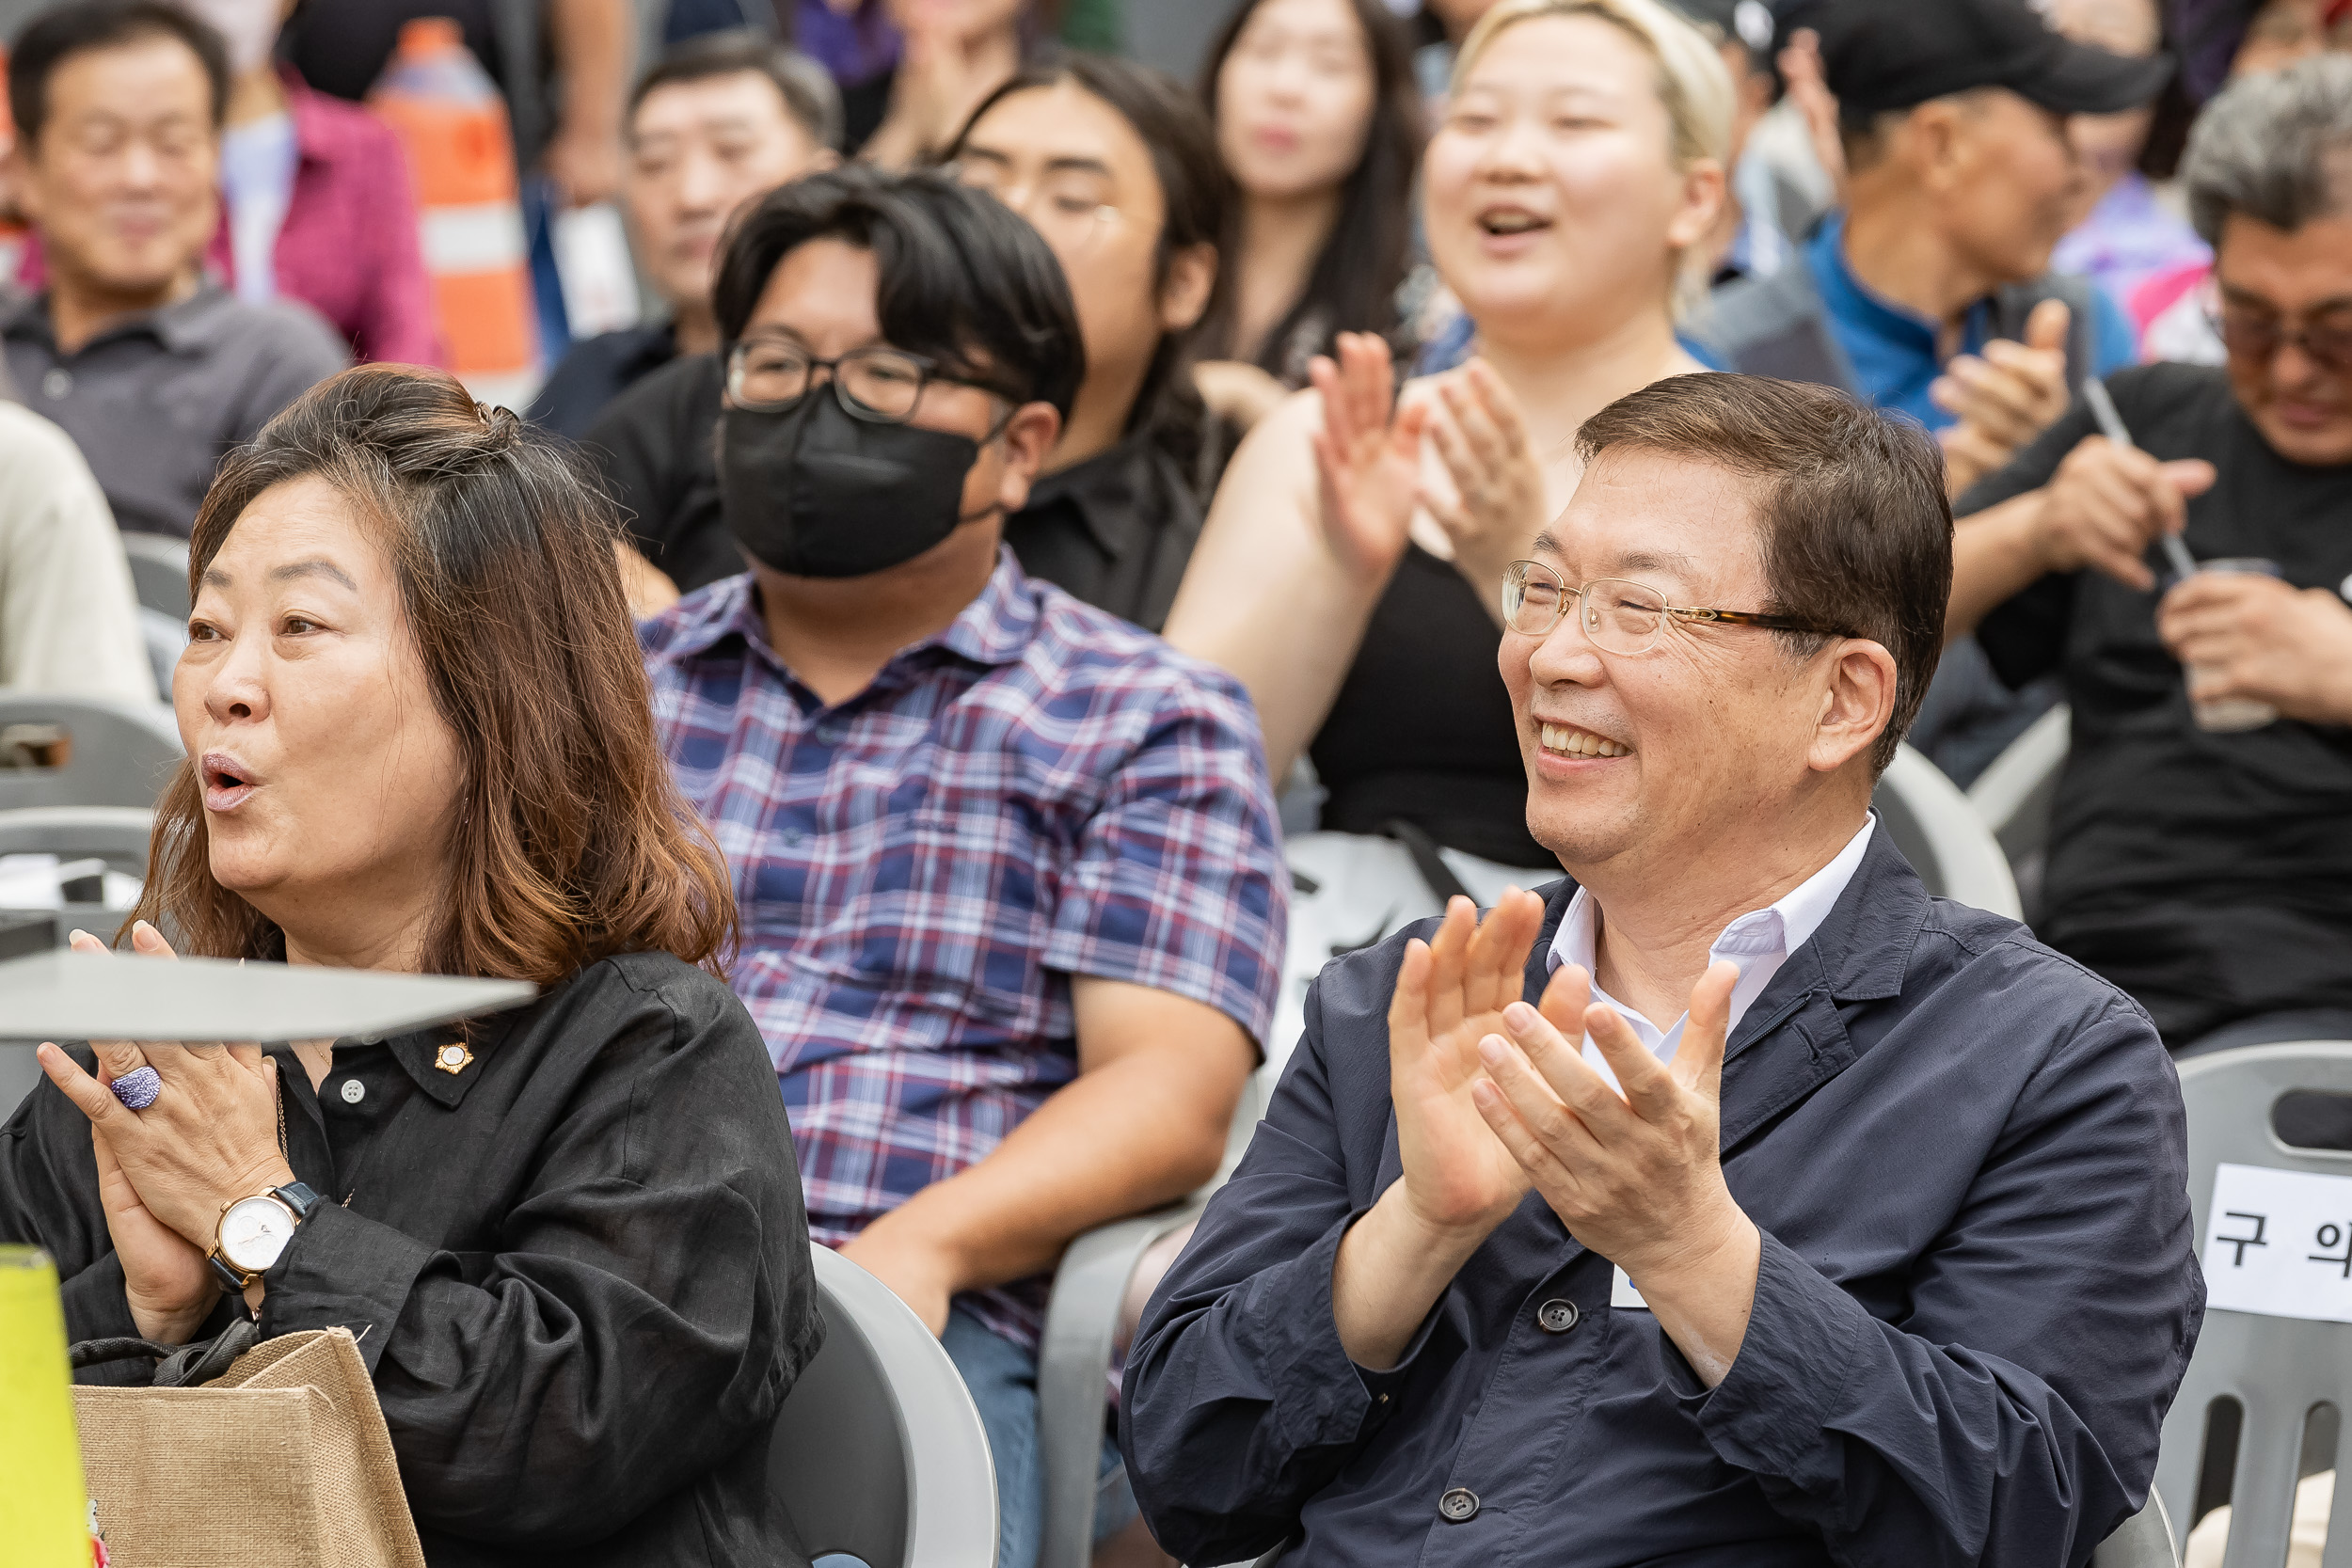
[1947,54,2352,1054]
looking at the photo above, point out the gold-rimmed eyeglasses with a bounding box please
[1500,560,1856,654]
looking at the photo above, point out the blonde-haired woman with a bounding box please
[1167,0,1729,881]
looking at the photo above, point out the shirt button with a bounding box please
[814,722,847,744]
[1537,1298,1581,1334]
[1438,1487,1480,1523]
[339,1078,365,1104]
[41,368,71,400]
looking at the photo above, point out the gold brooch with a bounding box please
[435,1043,474,1075]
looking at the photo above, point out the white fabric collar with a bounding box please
[1545,815,1876,1082]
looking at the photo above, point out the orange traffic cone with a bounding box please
[368,19,538,408]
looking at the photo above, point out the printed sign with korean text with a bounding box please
[2204,1162,2352,1323]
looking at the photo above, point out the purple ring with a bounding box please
[110,1065,162,1112]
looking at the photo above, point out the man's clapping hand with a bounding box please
[1934,300,2075,498]
[2158,571,2352,725]
[1472,958,1763,1387]
[1331,890,1581,1370]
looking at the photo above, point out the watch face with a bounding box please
[219,1196,295,1273]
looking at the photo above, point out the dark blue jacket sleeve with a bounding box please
[1687,995,2201,1567]
[1119,976,1420,1562]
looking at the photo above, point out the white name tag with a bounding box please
[1611,1265,1648,1310]
[2204,1162,2352,1323]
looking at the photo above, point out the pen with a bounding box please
[2082,377,2199,583]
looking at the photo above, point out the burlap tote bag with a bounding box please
[72,1326,426,1568]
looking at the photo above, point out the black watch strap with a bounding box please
[271,1181,323,1221]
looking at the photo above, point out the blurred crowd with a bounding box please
[2,0,2351,1565]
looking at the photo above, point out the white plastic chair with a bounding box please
[118,532,192,621]
[1872,743,2023,919]
[771,1243,998,1567]
[2155,1042,2352,1568]
[0,694,183,811]
[1967,701,2071,864]
[2097,1493,2182,1568]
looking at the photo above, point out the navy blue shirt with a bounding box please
[1808,211,2137,431]
[1122,833,2202,1568]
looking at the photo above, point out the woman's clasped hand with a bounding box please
[34,923,294,1342]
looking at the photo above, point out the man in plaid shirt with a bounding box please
[637,167,1287,1566]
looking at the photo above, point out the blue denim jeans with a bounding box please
[814,1307,1135,1568]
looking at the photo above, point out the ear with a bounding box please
[4,138,40,228]
[990,400,1064,515]
[1157,240,1218,335]
[1900,100,1966,194]
[1664,158,1727,255]
[1806,639,1899,776]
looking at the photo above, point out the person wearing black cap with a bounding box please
[1696,0,2171,784]
[1698,0,2167,495]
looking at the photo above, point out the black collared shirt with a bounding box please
[527,322,679,443]
[1,951,823,1568]
[582,352,1207,629]
[1966,363,2352,1044]
[0,282,348,537]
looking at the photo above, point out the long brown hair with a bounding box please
[1196,0,1424,379]
[131,365,736,982]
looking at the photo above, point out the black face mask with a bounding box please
[718,391,997,579]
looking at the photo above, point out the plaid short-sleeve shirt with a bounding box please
[641,551,1287,1351]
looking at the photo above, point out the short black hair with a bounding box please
[712,165,1086,422]
[628,29,845,153]
[8,0,230,147]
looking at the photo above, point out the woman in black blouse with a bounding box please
[0,366,821,1568]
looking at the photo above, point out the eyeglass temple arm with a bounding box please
[1674,607,1854,636]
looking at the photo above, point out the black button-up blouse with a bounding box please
[1,951,823,1568]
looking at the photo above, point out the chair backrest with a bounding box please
[1871,744,2023,920]
[2154,1042,2352,1566]
[119,533,192,621]
[0,804,154,868]
[0,695,183,810]
[770,1243,997,1568]
[1967,702,2070,863]
[2092,1491,2179,1568]
[139,607,188,698]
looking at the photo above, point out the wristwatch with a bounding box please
[210,1181,322,1294]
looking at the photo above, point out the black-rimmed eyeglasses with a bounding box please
[725,340,1012,423]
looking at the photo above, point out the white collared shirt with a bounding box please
[1545,816,1877,1089]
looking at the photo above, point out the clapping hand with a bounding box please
[34,923,293,1339]
[1421,358,1550,605]
[1934,300,2074,498]
[1306,332,1428,583]
[1471,958,1761,1384]
[1384,891,1576,1242]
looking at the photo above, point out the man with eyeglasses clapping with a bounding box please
[1122,369,2201,1568]
[1947,55,2352,1057]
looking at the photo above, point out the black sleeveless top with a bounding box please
[1310,544,1549,867]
